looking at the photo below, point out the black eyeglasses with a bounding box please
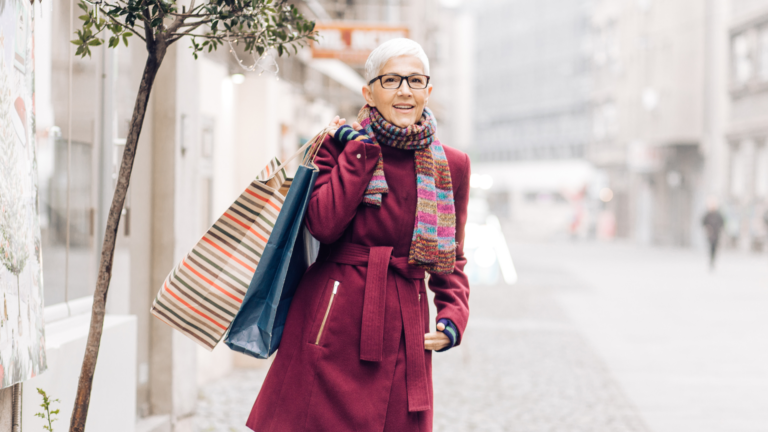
[368,74,431,90]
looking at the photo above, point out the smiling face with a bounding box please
[363,55,433,128]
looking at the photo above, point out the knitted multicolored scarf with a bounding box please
[334,105,456,274]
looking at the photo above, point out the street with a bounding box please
[196,240,768,432]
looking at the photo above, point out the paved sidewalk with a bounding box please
[431,244,649,432]
[195,240,768,432]
[196,368,267,432]
[531,241,768,432]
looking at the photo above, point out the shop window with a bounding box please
[756,144,768,198]
[733,32,754,86]
[730,142,749,199]
[38,137,96,306]
[759,26,768,81]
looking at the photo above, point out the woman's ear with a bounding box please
[362,85,376,107]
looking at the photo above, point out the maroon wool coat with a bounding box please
[245,133,471,432]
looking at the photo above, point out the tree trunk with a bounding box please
[69,41,167,432]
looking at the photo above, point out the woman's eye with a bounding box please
[410,77,424,84]
[384,77,398,83]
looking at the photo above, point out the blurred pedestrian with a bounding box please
[702,198,725,270]
[245,38,471,432]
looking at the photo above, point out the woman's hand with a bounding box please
[424,321,451,351]
[327,115,364,135]
[327,115,347,135]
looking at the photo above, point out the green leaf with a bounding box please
[88,38,103,46]
[70,39,81,45]
[151,17,162,27]
[123,35,130,47]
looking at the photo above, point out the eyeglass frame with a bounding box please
[367,73,431,90]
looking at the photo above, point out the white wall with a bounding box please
[22,313,137,431]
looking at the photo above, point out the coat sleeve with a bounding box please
[305,134,382,244]
[428,153,471,346]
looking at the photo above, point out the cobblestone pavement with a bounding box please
[532,241,768,432]
[195,240,658,432]
[195,368,267,432]
[431,263,650,432]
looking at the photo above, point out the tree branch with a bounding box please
[99,6,147,42]
[178,17,215,28]
[143,13,155,47]
[167,0,209,18]
[166,32,259,41]
[166,13,186,33]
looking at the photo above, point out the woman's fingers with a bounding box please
[424,331,450,351]
[424,340,449,351]
[327,116,347,134]
[352,122,363,131]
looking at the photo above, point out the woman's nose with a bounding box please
[398,84,413,97]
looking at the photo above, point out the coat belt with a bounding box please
[326,243,431,412]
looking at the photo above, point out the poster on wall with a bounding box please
[0,0,47,388]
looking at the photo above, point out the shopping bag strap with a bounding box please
[262,127,332,180]
[301,127,333,166]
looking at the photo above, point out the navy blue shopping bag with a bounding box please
[225,138,324,358]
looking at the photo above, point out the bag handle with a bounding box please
[264,127,331,180]
[301,127,333,166]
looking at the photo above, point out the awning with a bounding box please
[307,58,367,94]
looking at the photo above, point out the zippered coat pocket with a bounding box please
[308,279,340,346]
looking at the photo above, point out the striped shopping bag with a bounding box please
[150,138,320,349]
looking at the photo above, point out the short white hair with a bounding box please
[364,38,431,83]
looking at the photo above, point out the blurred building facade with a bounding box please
[727,0,768,251]
[469,0,596,238]
[22,1,469,431]
[466,0,764,250]
[588,0,719,246]
[473,0,593,162]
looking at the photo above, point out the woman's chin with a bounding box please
[390,115,418,128]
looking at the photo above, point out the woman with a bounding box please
[246,38,471,432]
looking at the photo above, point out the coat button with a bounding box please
[356,154,361,159]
